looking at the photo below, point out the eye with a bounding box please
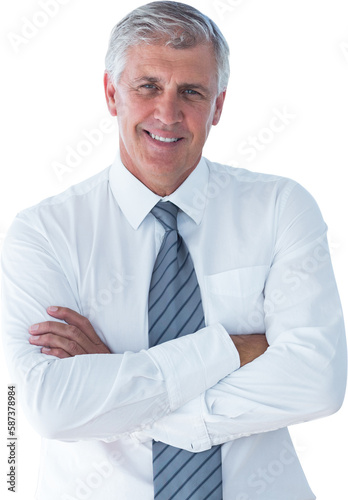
[183,88,205,100]
[141,84,158,91]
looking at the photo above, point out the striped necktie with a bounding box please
[148,201,223,499]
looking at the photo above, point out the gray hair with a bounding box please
[105,1,230,94]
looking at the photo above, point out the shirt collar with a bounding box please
[109,152,209,230]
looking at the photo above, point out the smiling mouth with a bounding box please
[145,131,182,143]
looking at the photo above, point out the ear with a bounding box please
[104,71,117,116]
[212,89,227,126]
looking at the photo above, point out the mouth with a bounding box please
[145,130,183,144]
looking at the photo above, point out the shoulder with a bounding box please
[16,166,111,225]
[203,157,323,222]
[204,157,292,187]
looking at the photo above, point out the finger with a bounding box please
[30,333,88,356]
[29,321,67,335]
[29,319,110,355]
[46,306,103,345]
[41,347,71,359]
[29,322,90,352]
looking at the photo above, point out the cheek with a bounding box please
[117,110,139,139]
[190,108,214,138]
[129,96,154,117]
[191,121,212,146]
[116,93,143,120]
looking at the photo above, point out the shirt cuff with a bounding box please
[146,323,240,412]
[132,395,212,452]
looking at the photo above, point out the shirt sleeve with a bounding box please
[1,214,239,442]
[131,182,347,451]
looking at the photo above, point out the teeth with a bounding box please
[150,133,179,143]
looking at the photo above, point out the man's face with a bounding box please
[104,42,226,196]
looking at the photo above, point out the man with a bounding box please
[1,1,346,499]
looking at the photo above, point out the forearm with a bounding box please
[133,319,346,451]
[4,317,237,441]
[204,324,346,446]
[132,231,347,451]
[1,217,239,441]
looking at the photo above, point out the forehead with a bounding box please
[123,43,218,87]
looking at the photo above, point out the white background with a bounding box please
[0,0,347,498]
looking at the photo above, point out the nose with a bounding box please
[153,91,183,126]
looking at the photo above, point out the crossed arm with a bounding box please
[25,280,345,449]
[29,305,269,366]
[2,183,346,448]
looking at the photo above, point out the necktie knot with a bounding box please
[151,201,179,232]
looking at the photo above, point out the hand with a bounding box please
[29,306,111,358]
[230,334,269,367]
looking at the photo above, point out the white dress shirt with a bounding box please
[1,154,346,500]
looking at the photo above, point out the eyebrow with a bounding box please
[133,76,161,84]
[132,76,211,95]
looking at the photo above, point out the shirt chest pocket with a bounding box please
[203,265,269,334]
